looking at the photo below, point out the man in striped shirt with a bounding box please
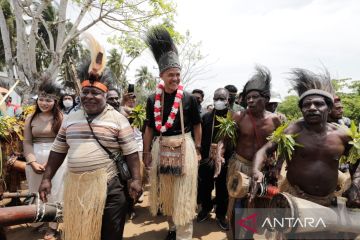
[39,36,142,240]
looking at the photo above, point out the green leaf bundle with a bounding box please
[267,121,302,161]
[128,104,146,129]
[339,121,360,165]
[214,112,237,147]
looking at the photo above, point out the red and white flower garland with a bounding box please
[154,80,184,133]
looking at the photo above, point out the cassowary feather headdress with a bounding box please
[290,68,334,107]
[145,26,181,74]
[242,65,271,98]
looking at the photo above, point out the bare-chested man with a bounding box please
[252,68,360,238]
[219,66,282,239]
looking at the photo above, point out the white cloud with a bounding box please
[73,0,360,105]
[173,0,360,103]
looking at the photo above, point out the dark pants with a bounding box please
[198,160,228,218]
[101,176,128,240]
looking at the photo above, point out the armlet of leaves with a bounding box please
[214,112,237,147]
[267,121,302,161]
[340,121,360,165]
[128,104,146,129]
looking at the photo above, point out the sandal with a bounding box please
[44,228,59,240]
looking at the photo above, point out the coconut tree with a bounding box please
[135,66,156,91]
[107,48,127,92]
[134,66,156,104]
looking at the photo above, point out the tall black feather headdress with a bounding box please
[242,65,271,98]
[145,26,181,73]
[290,68,334,107]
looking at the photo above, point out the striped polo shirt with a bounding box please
[52,105,138,174]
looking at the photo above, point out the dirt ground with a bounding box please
[5,189,228,240]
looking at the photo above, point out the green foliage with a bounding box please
[107,0,178,57]
[333,78,360,124]
[109,34,144,59]
[339,94,360,123]
[135,66,156,90]
[267,121,302,161]
[214,112,237,147]
[128,104,146,129]
[277,95,301,121]
[134,66,157,105]
[339,121,360,165]
[107,48,128,91]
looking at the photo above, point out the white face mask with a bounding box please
[63,99,73,108]
[214,100,227,110]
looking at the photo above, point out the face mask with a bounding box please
[63,100,73,108]
[214,100,227,110]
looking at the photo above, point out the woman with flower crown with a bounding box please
[143,26,202,240]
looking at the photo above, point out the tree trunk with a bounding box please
[12,0,32,86]
[0,6,14,85]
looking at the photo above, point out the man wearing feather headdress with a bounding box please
[218,65,282,239]
[142,26,202,240]
[252,68,360,238]
[39,34,142,240]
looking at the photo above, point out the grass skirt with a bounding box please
[149,133,198,226]
[63,168,108,240]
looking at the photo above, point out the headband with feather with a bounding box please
[81,33,106,78]
[78,33,114,92]
[290,68,334,107]
[242,65,271,98]
[145,26,181,73]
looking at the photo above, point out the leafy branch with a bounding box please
[267,121,302,161]
[128,104,146,129]
[214,112,237,147]
[340,121,360,165]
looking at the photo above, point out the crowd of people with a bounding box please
[0,26,359,240]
